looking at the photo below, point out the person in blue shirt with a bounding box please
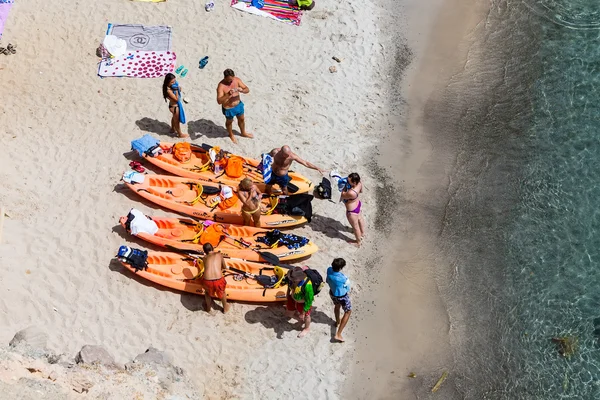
[326,258,352,342]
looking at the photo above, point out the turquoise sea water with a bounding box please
[435,1,600,398]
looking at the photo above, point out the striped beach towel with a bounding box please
[0,0,14,40]
[231,0,302,26]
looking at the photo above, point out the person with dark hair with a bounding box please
[162,73,188,138]
[266,145,325,195]
[216,69,252,143]
[285,266,314,338]
[289,0,315,10]
[340,172,365,247]
[199,243,230,313]
[326,258,352,342]
[238,178,262,227]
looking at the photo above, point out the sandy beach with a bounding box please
[0,0,487,398]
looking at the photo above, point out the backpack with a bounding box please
[116,246,148,272]
[315,177,332,200]
[304,269,324,295]
[173,142,192,163]
[225,156,244,178]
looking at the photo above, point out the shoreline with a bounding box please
[349,0,492,397]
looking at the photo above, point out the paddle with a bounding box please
[165,245,278,287]
[221,232,283,266]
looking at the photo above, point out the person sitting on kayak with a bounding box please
[238,178,262,227]
[285,266,314,338]
[266,145,325,195]
[200,243,230,313]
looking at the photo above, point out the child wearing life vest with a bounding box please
[285,266,314,338]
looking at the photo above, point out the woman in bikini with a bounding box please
[238,178,262,227]
[340,173,366,247]
[162,73,188,138]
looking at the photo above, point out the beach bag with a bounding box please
[315,177,332,199]
[225,156,244,178]
[304,269,324,295]
[116,246,148,272]
[173,142,192,163]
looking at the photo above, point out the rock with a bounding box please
[71,375,94,393]
[9,327,48,350]
[75,345,115,367]
[133,347,172,366]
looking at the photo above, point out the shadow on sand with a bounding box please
[135,117,174,137]
[188,118,237,141]
[307,213,354,242]
[245,305,335,339]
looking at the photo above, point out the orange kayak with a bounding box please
[120,251,288,302]
[124,174,310,229]
[121,216,319,262]
[143,142,312,194]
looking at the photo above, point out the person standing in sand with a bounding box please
[285,267,314,338]
[326,258,352,342]
[199,243,230,313]
[162,73,188,138]
[238,178,262,227]
[340,172,366,247]
[266,145,325,195]
[217,69,253,143]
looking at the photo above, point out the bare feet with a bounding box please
[179,133,190,138]
[333,334,345,343]
[223,303,231,313]
[298,328,310,338]
[241,132,254,139]
[229,134,238,144]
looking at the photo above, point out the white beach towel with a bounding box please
[122,170,145,184]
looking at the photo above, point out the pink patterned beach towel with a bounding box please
[231,0,302,26]
[98,50,176,78]
[0,0,15,39]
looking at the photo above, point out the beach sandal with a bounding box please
[7,44,16,54]
[205,1,215,12]
[129,161,145,173]
[175,65,184,74]
[0,47,8,56]
[199,56,209,69]
[181,68,188,77]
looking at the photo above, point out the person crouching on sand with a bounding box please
[238,178,262,227]
[340,172,366,247]
[199,243,230,313]
[162,73,188,138]
[216,69,253,143]
[326,258,352,342]
[286,267,314,338]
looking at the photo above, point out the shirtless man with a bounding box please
[266,145,325,195]
[199,243,230,313]
[216,69,253,143]
[238,178,262,227]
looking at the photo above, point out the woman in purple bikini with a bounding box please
[340,173,366,247]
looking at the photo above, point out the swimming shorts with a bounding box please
[222,101,244,120]
[286,294,312,316]
[200,276,227,298]
[267,172,292,188]
[330,291,352,312]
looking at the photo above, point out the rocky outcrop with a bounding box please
[0,331,203,398]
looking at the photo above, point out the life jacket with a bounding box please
[173,142,192,163]
[255,229,309,249]
[199,224,225,247]
[116,246,148,272]
[225,156,244,178]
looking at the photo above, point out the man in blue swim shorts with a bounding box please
[217,69,253,143]
[266,145,325,195]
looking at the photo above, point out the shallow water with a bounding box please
[433,0,600,398]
